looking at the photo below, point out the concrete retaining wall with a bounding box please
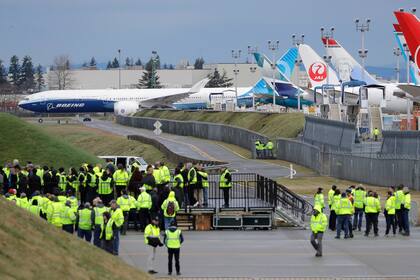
[117,115,268,151]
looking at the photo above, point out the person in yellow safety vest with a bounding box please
[144,216,163,274]
[47,195,65,228]
[66,190,78,212]
[113,164,129,197]
[77,202,94,242]
[172,168,184,208]
[39,194,50,220]
[128,193,138,231]
[93,164,103,178]
[137,187,152,231]
[310,205,328,257]
[164,220,184,275]
[197,165,209,207]
[61,200,77,234]
[35,166,44,187]
[384,191,396,236]
[395,185,405,233]
[186,163,197,207]
[153,162,163,187]
[254,140,264,159]
[329,189,341,231]
[98,169,114,206]
[16,193,29,209]
[28,197,41,217]
[76,167,87,204]
[57,191,67,204]
[57,168,67,192]
[314,188,324,212]
[335,192,354,239]
[100,211,115,254]
[219,167,232,208]
[265,140,274,158]
[86,165,98,204]
[373,127,380,141]
[352,186,365,231]
[161,191,180,230]
[160,162,171,186]
[328,185,337,210]
[402,187,411,236]
[67,167,79,194]
[364,191,381,237]
[110,200,125,255]
[117,189,131,235]
[92,198,108,247]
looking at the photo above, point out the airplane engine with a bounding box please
[113,101,139,116]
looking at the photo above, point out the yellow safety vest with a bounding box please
[144,224,160,244]
[98,177,113,195]
[165,229,181,249]
[385,196,396,215]
[219,169,231,188]
[310,213,327,233]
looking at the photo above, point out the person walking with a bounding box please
[164,220,184,275]
[329,189,341,231]
[314,188,324,212]
[219,167,232,208]
[310,205,327,257]
[144,217,163,274]
[384,191,396,236]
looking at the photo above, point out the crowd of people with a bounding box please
[310,184,412,257]
[1,158,232,275]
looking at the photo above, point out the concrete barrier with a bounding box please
[117,115,268,151]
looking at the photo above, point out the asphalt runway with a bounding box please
[119,228,420,278]
[85,119,291,179]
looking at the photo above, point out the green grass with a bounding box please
[135,109,304,139]
[0,113,101,168]
[0,198,149,279]
[39,124,176,167]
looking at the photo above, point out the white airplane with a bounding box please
[18,78,251,115]
[299,43,409,113]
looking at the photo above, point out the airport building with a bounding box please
[46,63,263,90]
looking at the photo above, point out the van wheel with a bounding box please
[38,118,43,123]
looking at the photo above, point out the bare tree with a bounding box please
[51,55,73,90]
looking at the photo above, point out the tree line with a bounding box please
[0,55,44,94]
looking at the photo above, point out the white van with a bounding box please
[98,156,148,172]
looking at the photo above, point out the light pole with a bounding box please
[294,59,302,111]
[268,40,279,106]
[232,49,241,107]
[355,19,370,83]
[248,46,258,109]
[403,43,410,84]
[320,27,334,81]
[323,55,332,103]
[393,47,402,83]
[292,34,305,46]
[118,49,121,89]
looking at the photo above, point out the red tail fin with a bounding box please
[394,11,420,70]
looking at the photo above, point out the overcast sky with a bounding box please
[0,0,417,67]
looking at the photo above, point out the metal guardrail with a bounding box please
[180,173,312,226]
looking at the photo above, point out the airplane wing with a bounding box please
[397,84,420,100]
[140,78,210,107]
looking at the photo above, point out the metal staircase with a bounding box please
[369,106,383,138]
[328,103,342,121]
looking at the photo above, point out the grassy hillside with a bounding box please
[135,110,304,139]
[0,198,149,279]
[0,113,100,168]
[39,124,175,167]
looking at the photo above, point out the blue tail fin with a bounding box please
[276,47,298,80]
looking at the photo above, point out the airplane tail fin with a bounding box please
[321,37,377,84]
[189,78,210,93]
[253,52,289,82]
[298,44,340,88]
[276,47,298,80]
[394,11,420,80]
[393,23,419,84]
[239,78,277,98]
